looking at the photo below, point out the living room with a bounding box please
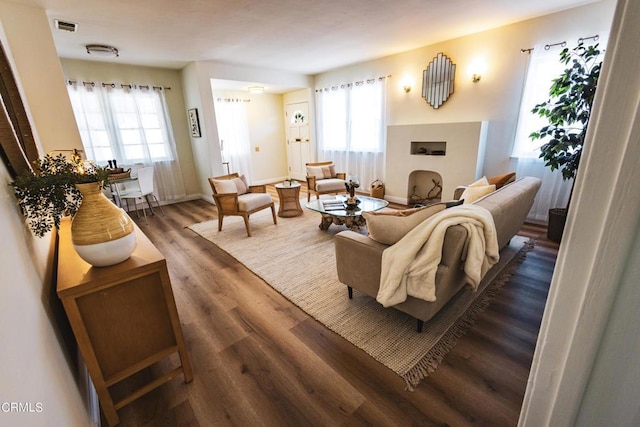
[2,0,640,425]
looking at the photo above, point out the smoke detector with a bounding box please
[54,19,78,32]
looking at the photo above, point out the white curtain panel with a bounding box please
[67,83,186,201]
[214,99,253,182]
[316,78,386,190]
[511,45,572,222]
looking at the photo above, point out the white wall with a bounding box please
[314,0,616,184]
[521,0,640,423]
[0,2,93,425]
[183,61,313,195]
[212,90,287,184]
[60,59,200,196]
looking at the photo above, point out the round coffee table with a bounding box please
[275,182,303,217]
[305,195,388,230]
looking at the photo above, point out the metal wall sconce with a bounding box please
[472,74,481,83]
[403,85,411,93]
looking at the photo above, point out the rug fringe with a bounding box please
[402,238,536,390]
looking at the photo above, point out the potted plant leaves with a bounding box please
[529,40,603,243]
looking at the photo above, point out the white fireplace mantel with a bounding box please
[384,121,488,204]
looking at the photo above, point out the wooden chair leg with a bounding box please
[270,204,277,224]
[242,215,251,237]
[307,191,311,202]
[218,213,224,231]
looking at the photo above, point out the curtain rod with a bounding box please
[520,34,599,54]
[315,74,391,93]
[66,79,171,90]
[216,97,250,103]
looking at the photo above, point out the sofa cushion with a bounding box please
[307,164,336,180]
[211,179,237,194]
[237,192,272,212]
[461,184,496,204]
[488,172,516,189]
[469,176,490,187]
[363,203,447,245]
[315,178,345,192]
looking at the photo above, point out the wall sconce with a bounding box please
[469,57,487,84]
[403,85,411,93]
[400,75,413,94]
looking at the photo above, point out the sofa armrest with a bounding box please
[336,172,346,180]
[335,231,388,298]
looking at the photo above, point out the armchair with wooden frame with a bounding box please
[305,161,347,202]
[208,173,277,237]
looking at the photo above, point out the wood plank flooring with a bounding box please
[113,186,559,427]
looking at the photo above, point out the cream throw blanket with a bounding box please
[376,204,499,307]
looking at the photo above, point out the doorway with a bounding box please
[285,101,311,180]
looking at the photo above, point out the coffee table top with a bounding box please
[305,195,388,218]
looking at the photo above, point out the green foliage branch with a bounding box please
[11,154,110,237]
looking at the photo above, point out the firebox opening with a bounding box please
[408,170,443,206]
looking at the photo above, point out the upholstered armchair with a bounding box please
[208,173,277,237]
[305,161,347,202]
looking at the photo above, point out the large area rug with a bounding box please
[188,206,533,389]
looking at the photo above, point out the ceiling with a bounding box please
[14,0,595,78]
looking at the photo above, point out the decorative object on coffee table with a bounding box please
[275,182,303,217]
[305,195,388,231]
[344,175,360,209]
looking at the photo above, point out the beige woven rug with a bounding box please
[188,207,532,389]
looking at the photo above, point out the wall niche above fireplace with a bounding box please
[411,141,446,156]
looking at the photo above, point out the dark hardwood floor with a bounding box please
[113,187,559,427]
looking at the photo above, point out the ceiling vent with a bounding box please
[54,19,78,33]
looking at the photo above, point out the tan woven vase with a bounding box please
[71,182,137,267]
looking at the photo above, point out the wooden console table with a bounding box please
[56,218,193,426]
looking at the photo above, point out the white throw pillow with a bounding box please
[460,184,496,204]
[232,175,248,194]
[468,176,489,187]
[212,179,237,194]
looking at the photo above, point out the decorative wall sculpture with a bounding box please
[422,52,456,109]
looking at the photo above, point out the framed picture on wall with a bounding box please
[188,108,201,138]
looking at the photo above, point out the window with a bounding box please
[316,78,387,187]
[512,47,566,158]
[67,83,176,164]
[66,81,186,202]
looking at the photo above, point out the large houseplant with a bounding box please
[529,41,603,242]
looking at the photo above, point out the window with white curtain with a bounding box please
[316,78,386,188]
[510,45,574,222]
[213,98,253,181]
[67,82,186,201]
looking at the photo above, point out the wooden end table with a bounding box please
[275,182,303,217]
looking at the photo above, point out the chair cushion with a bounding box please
[237,192,272,212]
[307,164,336,179]
[232,175,248,195]
[315,178,346,192]
[363,203,447,245]
[212,179,237,194]
[469,176,490,187]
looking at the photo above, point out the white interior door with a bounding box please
[285,102,311,181]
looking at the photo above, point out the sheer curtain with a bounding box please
[316,78,386,189]
[214,99,253,182]
[511,45,572,222]
[67,82,186,201]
